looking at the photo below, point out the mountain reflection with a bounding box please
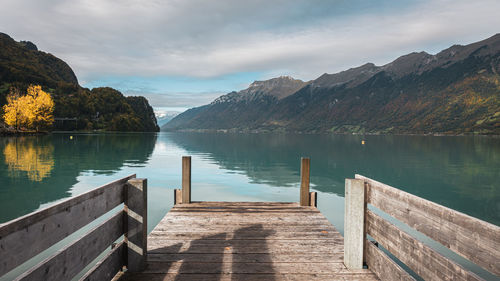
[3,138,54,182]
[167,132,500,225]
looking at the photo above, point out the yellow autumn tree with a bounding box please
[2,85,54,131]
[2,89,33,130]
[27,85,55,131]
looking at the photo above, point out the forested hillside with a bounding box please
[0,32,159,132]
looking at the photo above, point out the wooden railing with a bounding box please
[174,156,318,207]
[344,175,500,280]
[0,175,148,281]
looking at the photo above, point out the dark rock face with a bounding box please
[126,96,160,132]
[19,40,38,51]
[165,34,500,135]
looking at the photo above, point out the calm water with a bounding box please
[0,132,499,279]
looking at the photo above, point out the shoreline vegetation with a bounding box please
[163,128,500,136]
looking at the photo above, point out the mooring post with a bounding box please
[125,178,148,272]
[182,156,191,204]
[344,178,366,269]
[309,191,317,207]
[300,157,310,206]
[174,189,182,205]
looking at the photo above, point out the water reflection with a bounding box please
[168,133,500,225]
[3,138,54,182]
[0,133,157,222]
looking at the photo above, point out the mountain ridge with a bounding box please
[164,33,500,135]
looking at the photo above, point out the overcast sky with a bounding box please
[1,0,499,113]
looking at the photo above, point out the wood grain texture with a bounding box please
[182,156,191,204]
[119,202,378,280]
[356,174,500,275]
[0,174,134,277]
[344,178,365,269]
[125,178,148,272]
[300,158,310,206]
[365,240,416,281]
[16,211,125,281]
[79,241,125,281]
[366,210,482,281]
[120,272,379,281]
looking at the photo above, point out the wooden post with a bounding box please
[125,178,147,272]
[344,178,366,269]
[300,157,310,206]
[174,189,182,205]
[309,191,317,207]
[182,156,191,204]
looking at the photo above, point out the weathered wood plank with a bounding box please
[0,174,134,277]
[177,202,300,206]
[165,212,322,217]
[151,225,336,232]
[164,211,323,216]
[121,272,379,281]
[148,243,344,255]
[182,156,191,204]
[148,238,344,249]
[16,211,124,281]
[148,238,344,247]
[168,209,321,213]
[366,210,482,281]
[300,157,310,206]
[156,222,333,228]
[143,261,347,274]
[356,174,500,275]
[147,253,344,263]
[79,241,125,281]
[125,178,148,272]
[149,230,342,237]
[344,178,365,269]
[365,240,416,281]
[161,216,325,221]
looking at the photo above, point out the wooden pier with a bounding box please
[120,201,376,281]
[0,156,499,281]
[120,157,377,280]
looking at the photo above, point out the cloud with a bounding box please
[1,0,499,108]
[125,90,223,109]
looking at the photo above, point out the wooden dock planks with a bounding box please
[119,202,378,281]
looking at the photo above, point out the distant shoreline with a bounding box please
[1,129,498,137]
[161,128,500,137]
[0,130,49,136]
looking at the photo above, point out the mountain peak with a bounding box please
[243,76,305,100]
[313,62,381,88]
[211,76,306,105]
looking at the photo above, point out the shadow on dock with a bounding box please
[131,224,276,281]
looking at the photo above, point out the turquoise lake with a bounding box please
[0,132,499,279]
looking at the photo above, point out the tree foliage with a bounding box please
[2,85,55,131]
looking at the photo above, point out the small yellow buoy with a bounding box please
[70,136,73,140]
[361,140,365,145]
